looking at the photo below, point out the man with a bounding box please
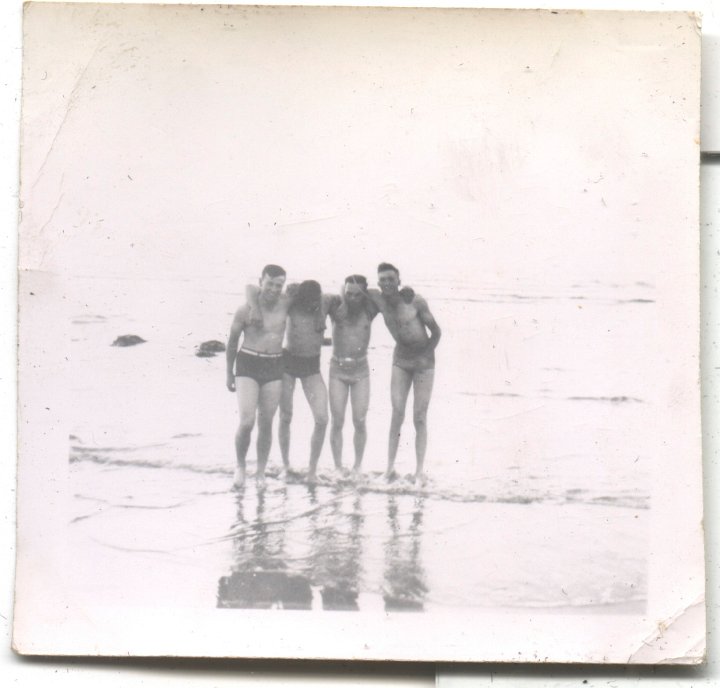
[325,275,380,475]
[226,264,288,488]
[246,280,330,482]
[373,263,441,483]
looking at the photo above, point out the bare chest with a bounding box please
[384,302,419,328]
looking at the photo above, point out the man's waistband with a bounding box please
[331,355,368,364]
[283,349,320,360]
[239,347,283,359]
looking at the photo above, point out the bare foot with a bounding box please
[414,471,427,487]
[384,470,399,483]
[255,471,266,487]
[232,467,246,489]
[307,470,317,485]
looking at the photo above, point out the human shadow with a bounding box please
[305,484,365,611]
[382,495,428,611]
[217,486,313,610]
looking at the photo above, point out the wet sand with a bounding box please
[67,459,647,613]
[65,276,651,613]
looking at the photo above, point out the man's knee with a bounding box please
[315,409,329,428]
[391,408,405,425]
[331,413,345,431]
[257,412,276,432]
[279,408,292,426]
[352,416,366,432]
[238,415,255,433]
[413,410,428,428]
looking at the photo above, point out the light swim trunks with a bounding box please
[329,355,370,385]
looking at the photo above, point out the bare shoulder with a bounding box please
[324,293,341,307]
[413,294,438,321]
[412,294,429,310]
[324,293,342,316]
[228,304,249,337]
[234,303,250,322]
[365,296,380,318]
[365,288,386,310]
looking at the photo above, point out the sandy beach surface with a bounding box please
[66,275,650,613]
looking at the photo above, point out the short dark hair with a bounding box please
[291,279,322,313]
[377,262,399,277]
[261,264,286,279]
[344,274,368,291]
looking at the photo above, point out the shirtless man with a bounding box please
[373,262,441,483]
[325,275,380,475]
[226,264,288,488]
[247,280,329,482]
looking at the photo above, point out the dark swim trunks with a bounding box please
[235,348,284,386]
[283,349,321,379]
[392,346,435,374]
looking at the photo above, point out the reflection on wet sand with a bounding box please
[307,486,364,610]
[217,485,427,612]
[217,487,312,610]
[383,496,427,612]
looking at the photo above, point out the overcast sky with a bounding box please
[20,4,699,291]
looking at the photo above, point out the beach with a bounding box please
[66,274,650,613]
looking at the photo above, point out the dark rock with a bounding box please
[111,335,146,347]
[196,340,226,357]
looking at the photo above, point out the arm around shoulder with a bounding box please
[324,294,342,319]
[416,296,441,349]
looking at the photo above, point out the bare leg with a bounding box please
[301,373,329,481]
[329,375,350,470]
[412,368,435,483]
[256,379,283,483]
[234,377,260,488]
[350,374,370,472]
[278,374,296,470]
[387,366,413,479]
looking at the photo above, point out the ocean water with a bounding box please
[67,275,651,612]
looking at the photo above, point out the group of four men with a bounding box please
[225,262,441,487]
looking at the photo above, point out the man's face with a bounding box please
[378,269,400,296]
[344,283,365,309]
[259,274,286,303]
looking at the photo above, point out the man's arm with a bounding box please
[366,286,415,311]
[323,294,342,321]
[415,296,441,350]
[286,283,300,303]
[245,284,263,326]
[226,307,247,392]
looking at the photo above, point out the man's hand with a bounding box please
[399,286,415,303]
[227,374,236,392]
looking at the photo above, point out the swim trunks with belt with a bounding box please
[329,355,370,385]
[235,348,283,386]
